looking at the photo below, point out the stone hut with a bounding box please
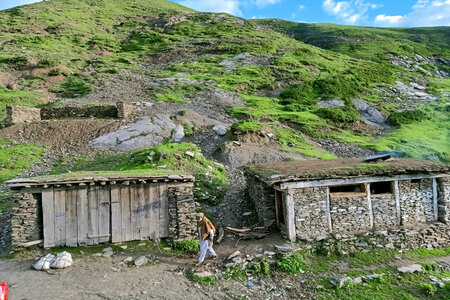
[6,173,196,248]
[246,158,450,243]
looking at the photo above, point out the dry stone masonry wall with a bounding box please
[0,211,11,250]
[168,183,196,241]
[330,195,371,234]
[293,187,329,240]
[399,179,433,225]
[437,177,450,224]
[10,192,42,247]
[5,105,41,124]
[372,194,397,228]
[247,176,276,227]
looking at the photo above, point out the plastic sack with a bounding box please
[50,251,73,269]
[0,282,8,300]
[33,254,55,271]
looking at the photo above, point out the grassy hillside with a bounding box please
[0,0,449,162]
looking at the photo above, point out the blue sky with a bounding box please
[2,0,450,27]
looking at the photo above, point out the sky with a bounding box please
[1,0,450,27]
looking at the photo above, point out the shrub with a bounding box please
[419,283,437,296]
[389,109,429,125]
[192,275,216,285]
[277,252,307,275]
[171,240,199,254]
[38,59,58,67]
[316,106,360,122]
[51,76,92,97]
[48,69,61,76]
[9,56,28,66]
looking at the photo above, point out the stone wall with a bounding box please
[247,175,276,227]
[5,105,41,124]
[10,192,42,247]
[293,187,329,240]
[330,195,371,234]
[437,177,450,224]
[168,183,196,241]
[307,222,449,254]
[41,105,118,119]
[399,179,433,225]
[0,210,11,251]
[372,194,398,228]
[116,101,135,119]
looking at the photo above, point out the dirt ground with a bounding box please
[0,234,313,300]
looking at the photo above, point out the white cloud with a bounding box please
[375,0,450,27]
[322,0,381,24]
[178,0,242,15]
[298,4,305,10]
[252,0,282,8]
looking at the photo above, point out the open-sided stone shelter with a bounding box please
[6,174,196,248]
[246,158,450,244]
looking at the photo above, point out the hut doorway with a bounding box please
[275,190,285,229]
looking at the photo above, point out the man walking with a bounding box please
[196,212,217,266]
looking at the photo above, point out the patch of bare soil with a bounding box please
[0,234,314,300]
[0,120,122,155]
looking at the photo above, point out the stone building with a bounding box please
[246,158,450,244]
[6,174,196,248]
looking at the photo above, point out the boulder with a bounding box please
[134,256,149,267]
[398,264,422,274]
[212,125,227,136]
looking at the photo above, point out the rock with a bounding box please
[227,250,241,260]
[171,124,185,142]
[267,133,274,138]
[123,256,133,262]
[264,251,276,256]
[102,247,113,252]
[33,254,55,271]
[274,244,293,253]
[353,277,362,284]
[429,275,438,282]
[138,243,146,246]
[50,251,73,269]
[242,212,252,216]
[134,256,149,267]
[168,175,183,180]
[232,257,243,264]
[398,264,422,274]
[103,251,114,258]
[232,141,241,146]
[111,267,119,272]
[225,263,235,268]
[120,245,128,250]
[92,253,103,257]
[364,273,383,280]
[355,242,368,247]
[331,277,352,288]
[193,271,214,278]
[317,99,345,109]
[185,151,195,157]
[212,125,227,136]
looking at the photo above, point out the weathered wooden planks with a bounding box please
[88,185,99,245]
[42,187,55,248]
[159,183,169,238]
[98,186,110,244]
[77,187,89,246]
[120,185,132,242]
[110,185,121,243]
[149,184,160,241]
[65,188,78,247]
[54,188,66,246]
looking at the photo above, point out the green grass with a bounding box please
[277,252,308,275]
[49,142,228,205]
[349,250,398,268]
[0,138,46,184]
[231,120,263,133]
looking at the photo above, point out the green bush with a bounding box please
[9,56,28,66]
[419,283,437,296]
[38,59,58,67]
[192,275,216,285]
[389,109,429,125]
[171,240,200,254]
[48,69,62,76]
[316,106,360,122]
[277,252,307,275]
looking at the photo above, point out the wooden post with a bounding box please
[366,183,374,228]
[285,190,296,242]
[394,180,401,225]
[326,187,332,233]
[433,178,438,221]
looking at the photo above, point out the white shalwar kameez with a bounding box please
[198,227,216,263]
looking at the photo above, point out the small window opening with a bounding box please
[370,181,393,194]
[330,184,366,195]
[411,179,421,183]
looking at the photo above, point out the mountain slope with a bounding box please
[0,0,449,164]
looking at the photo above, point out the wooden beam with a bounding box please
[279,174,448,190]
[285,190,296,242]
[394,180,401,225]
[18,239,43,247]
[366,183,373,228]
[433,178,438,221]
[326,187,332,233]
